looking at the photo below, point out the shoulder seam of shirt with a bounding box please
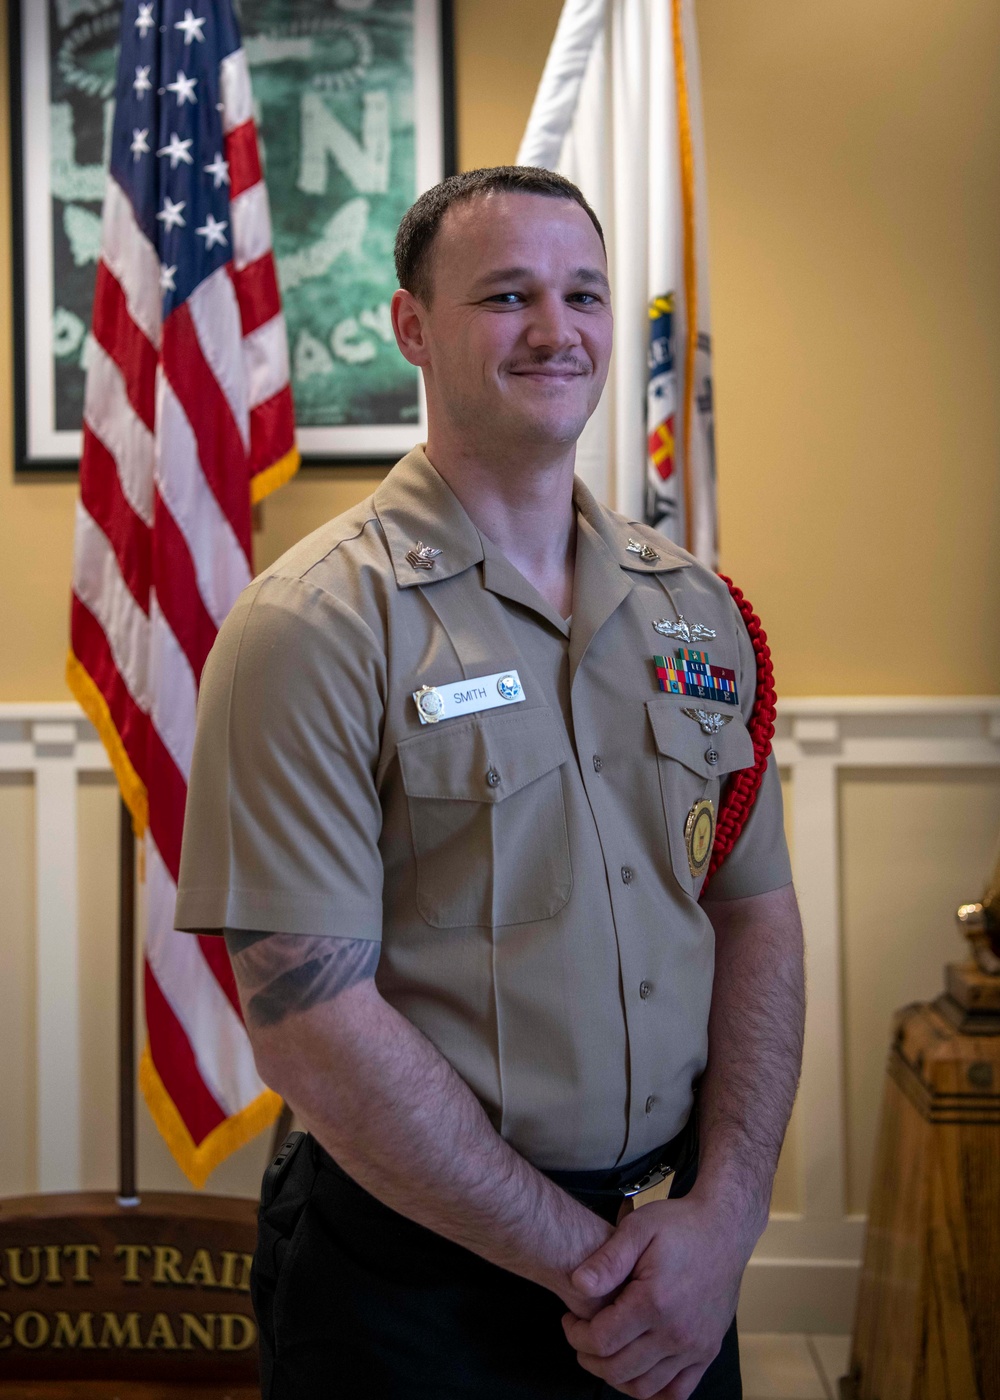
[299,517,377,580]
[262,511,379,579]
[242,569,386,659]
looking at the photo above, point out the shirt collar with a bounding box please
[374,446,693,600]
[571,475,694,575]
[374,446,485,590]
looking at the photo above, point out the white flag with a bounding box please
[518,0,718,566]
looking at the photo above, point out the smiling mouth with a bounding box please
[508,366,588,379]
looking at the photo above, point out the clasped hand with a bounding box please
[561,1192,749,1400]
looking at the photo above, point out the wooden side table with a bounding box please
[845,965,1000,1400]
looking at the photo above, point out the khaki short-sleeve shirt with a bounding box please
[176,448,792,1171]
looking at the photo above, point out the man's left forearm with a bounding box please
[694,882,805,1254]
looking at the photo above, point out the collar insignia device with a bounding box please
[406,542,442,570]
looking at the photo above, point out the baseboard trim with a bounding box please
[737,1257,860,1334]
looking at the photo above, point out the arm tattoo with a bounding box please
[224,930,379,1030]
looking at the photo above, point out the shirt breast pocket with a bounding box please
[646,698,755,897]
[396,707,574,929]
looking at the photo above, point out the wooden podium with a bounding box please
[845,964,1000,1400]
[0,1190,260,1398]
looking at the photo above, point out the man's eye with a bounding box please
[486,293,523,305]
[570,293,599,304]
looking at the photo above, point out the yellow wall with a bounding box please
[698,0,1000,695]
[2,0,998,699]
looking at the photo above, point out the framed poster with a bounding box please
[8,0,456,472]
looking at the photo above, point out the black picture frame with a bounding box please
[8,0,456,475]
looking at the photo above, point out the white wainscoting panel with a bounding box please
[739,696,1000,1333]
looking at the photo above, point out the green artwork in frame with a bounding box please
[9,0,455,470]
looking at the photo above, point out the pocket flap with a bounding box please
[397,707,571,803]
[646,698,755,779]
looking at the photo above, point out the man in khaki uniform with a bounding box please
[176,166,804,1400]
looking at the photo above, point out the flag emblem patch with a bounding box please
[654,649,739,706]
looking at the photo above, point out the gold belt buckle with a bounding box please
[621,1161,676,1210]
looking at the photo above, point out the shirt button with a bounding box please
[593,755,603,772]
[645,1095,655,1115]
[486,768,501,787]
[639,980,652,999]
[705,747,720,765]
[621,866,634,884]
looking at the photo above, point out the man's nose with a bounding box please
[524,293,581,353]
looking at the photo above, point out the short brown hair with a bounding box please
[394,166,605,304]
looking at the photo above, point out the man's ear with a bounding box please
[391,288,430,367]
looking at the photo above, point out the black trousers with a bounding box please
[252,1134,741,1400]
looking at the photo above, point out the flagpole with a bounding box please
[118,798,139,1206]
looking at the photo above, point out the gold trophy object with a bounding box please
[956,837,1000,978]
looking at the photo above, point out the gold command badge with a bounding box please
[684,798,716,878]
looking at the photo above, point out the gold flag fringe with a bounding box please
[140,1044,283,1190]
[66,649,148,835]
[250,444,301,506]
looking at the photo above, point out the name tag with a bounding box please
[412,670,525,725]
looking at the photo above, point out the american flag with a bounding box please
[67,0,297,1187]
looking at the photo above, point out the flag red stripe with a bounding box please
[145,732,245,1016]
[152,493,218,685]
[229,253,281,337]
[145,724,189,886]
[162,305,253,560]
[144,963,227,1146]
[91,261,157,431]
[81,427,152,609]
[71,595,149,784]
[250,383,296,477]
[198,934,244,1021]
[225,120,262,201]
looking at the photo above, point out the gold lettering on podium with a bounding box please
[13,1311,49,1348]
[151,1247,185,1285]
[63,1244,100,1283]
[52,1311,96,1348]
[114,1244,150,1282]
[6,1248,43,1286]
[98,1312,143,1349]
[180,1312,216,1350]
[145,1312,179,1349]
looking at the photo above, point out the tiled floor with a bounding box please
[741,1333,851,1400]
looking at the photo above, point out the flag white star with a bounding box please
[135,3,155,37]
[133,65,152,98]
[156,196,186,232]
[196,213,229,249]
[167,71,198,106]
[130,128,150,162]
[160,264,177,292]
[203,152,230,188]
[156,132,194,169]
[174,8,206,44]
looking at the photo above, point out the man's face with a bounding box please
[408,191,613,450]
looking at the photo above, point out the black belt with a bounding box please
[543,1114,697,1202]
[289,1112,696,1215]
